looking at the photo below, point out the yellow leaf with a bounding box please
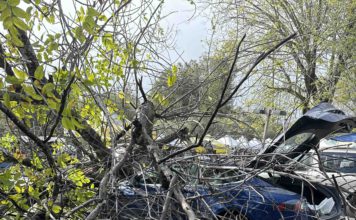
[118,91,125,99]
[195,146,206,154]
[15,185,24,193]
[13,68,28,80]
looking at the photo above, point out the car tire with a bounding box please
[217,211,248,220]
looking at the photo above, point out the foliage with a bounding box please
[202,0,356,113]
[0,0,169,218]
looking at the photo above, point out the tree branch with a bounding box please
[159,33,297,164]
[0,101,61,201]
[17,29,47,84]
[0,101,55,168]
[44,74,76,143]
[158,35,246,163]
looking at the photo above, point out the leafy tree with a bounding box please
[201,0,356,113]
[0,0,176,218]
[0,0,295,218]
[151,54,239,137]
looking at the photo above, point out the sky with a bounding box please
[161,1,209,61]
[13,1,209,61]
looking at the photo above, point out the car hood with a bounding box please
[250,103,356,168]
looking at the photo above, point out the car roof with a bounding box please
[319,133,356,151]
[330,133,356,142]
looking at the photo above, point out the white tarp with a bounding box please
[248,138,262,149]
[236,136,249,148]
[217,136,239,148]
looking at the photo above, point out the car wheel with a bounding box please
[217,211,248,220]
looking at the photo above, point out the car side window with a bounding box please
[319,153,356,173]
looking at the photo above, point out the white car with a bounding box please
[294,133,356,193]
[249,103,356,218]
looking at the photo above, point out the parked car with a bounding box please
[112,103,355,219]
[114,166,311,220]
[249,102,356,219]
[292,132,356,216]
[294,133,356,191]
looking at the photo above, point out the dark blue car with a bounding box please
[116,166,310,219]
[114,103,354,219]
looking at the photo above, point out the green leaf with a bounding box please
[47,98,58,110]
[42,83,54,95]
[34,65,44,80]
[13,17,30,30]
[31,153,43,169]
[57,153,70,168]
[0,1,7,11]
[7,26,18,37]
[3,17,13,29]
[87,7,100,17]
[0,78,3,89]
[23,85,43,101]
[25,6,32,15]
[5,75,24,84]
[71,117,85,129]
[172,64,178,74]
[13,68,28,80]
[3,92,10,107]
[52,205,61,214]
[83,15,95,33]
[46,14,55,24]
[0,7,12,20]
[87,73,94,82]
[12,7,30,20]
[8,0,20,7]
[62,117,75,130]
[74,26,85,43]
[10,32,24,47]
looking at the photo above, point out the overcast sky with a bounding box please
[161,1,209,61]
[29,1,209,61]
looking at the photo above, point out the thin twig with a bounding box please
[159,33,297,164]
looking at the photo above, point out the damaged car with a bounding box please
[249,102,356,219]
[293,132,356,216]
[111,103,355,219]
[113,165,311,219]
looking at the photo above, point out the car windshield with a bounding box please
[275,132,314,154]
[320,152,356,173]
